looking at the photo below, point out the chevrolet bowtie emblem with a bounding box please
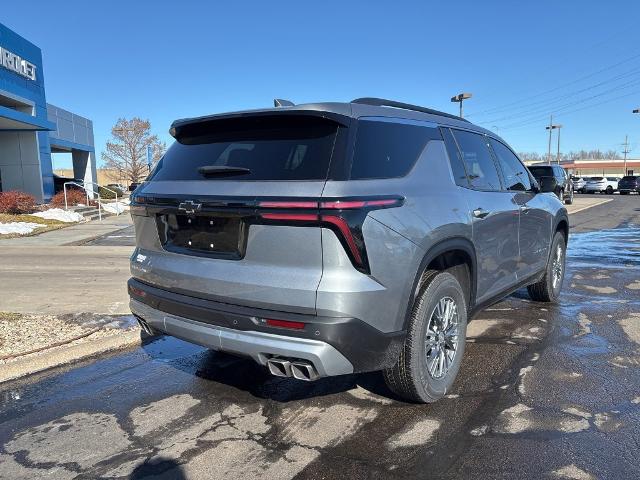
[178,200,202,214]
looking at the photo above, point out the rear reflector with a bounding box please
[128,284,147,297]
[266,318,306,330]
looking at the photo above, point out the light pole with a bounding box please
[451,93,472,118]
[630,108,639,175]
[555,124,563,164]
[545,115,561,165]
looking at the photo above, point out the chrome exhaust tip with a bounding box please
[267,358,292,377]
[134,315,155,336]
[290,361,319,381]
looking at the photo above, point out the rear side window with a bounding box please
[441,127,469,187]
[348,120,441,180]
[489,139,531,191]
[151,116,338,181]
[451,130,502,191]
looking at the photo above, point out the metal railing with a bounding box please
[63,181,121,221]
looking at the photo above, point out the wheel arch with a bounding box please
[401,237,477,331]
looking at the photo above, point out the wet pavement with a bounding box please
[1,201,639,479]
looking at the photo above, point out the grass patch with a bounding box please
[0,213,70,239]
[0,312,21,322]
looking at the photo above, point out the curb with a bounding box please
[0,328,143,384]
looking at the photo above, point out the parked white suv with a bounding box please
[584,177,618,194]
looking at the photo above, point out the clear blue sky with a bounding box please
[4,1,640,168]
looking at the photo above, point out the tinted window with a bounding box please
[150,116,338,181]
[490,139,531,191]
[528,166,553,179]
[452,130,502,191]
[441,127,469,187]
[590,177,603,180]
[622,176,638,180]
[349,120,440,179]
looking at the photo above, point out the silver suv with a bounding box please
[129,98,568,403]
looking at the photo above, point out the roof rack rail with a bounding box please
[351,97,468,122]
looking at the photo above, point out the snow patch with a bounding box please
[101,202,129,214]
[0,222,44,235]
[33,208,83,223]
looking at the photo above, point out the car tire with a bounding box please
[606,186,613,194]
[527,231,566,303]
[564,188,574,205]
[383,270,467,403]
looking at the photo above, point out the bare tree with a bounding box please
[102,118,166,184]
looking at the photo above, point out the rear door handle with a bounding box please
[472,208,490,219]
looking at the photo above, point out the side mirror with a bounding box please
[537,176,558,193]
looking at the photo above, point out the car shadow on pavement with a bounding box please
[129,457,186,479]
[141,335,400,403]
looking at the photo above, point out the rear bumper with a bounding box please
[128,278,405,375]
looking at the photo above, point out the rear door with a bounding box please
[489,138,552,279]
[450,129,519,303]
[131,113,346,314]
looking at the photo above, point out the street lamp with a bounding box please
[451,92,472,118]
[545,115,562,165]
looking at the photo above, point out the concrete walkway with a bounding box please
[0,214,133,246]
[0,245,132,314]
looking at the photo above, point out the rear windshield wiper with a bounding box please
[197,165,251,177]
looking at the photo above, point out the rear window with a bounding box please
[151,116,338,181]
[622,176,638,180]
[528,166,552,178]
[348,120,441,180]
[590,177,604,180]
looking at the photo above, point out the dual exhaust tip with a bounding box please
[267,358,319,381]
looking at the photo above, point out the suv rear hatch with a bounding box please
[130,112,349,314]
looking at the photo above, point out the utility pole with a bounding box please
[622,134,630,176]
[545,116,561,165]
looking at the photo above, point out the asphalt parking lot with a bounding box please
[0,194,639,479]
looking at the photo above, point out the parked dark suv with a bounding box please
[528,165,574,204]
[128,98,568,403]
[618,175,640,195]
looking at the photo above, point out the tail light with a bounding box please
[257,196,403,273]
[129,194,149,216]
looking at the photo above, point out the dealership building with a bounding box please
[0,23,96,202]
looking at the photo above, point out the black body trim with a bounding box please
[128,278,405,372]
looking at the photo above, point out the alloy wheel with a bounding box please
[551,243,564,290]
[424,297,459,379]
